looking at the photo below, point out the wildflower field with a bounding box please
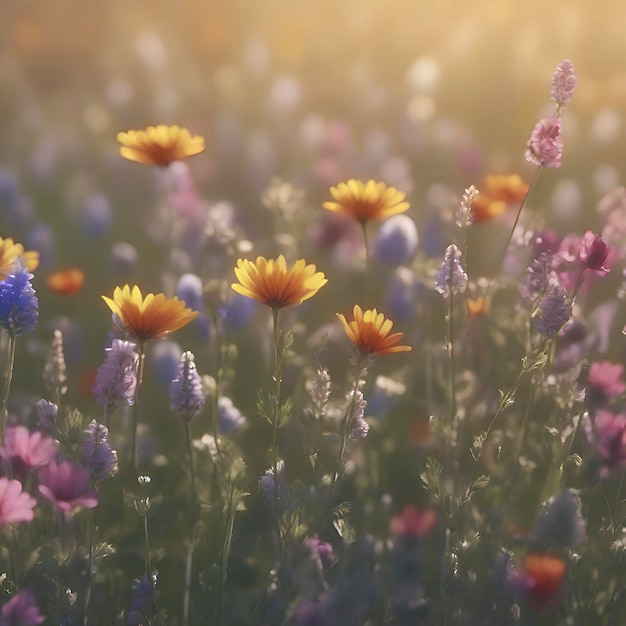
[0,2,626,624]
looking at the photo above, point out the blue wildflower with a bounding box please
[0,267,38,335]
[176,273,204,313]
[217,396,247,433]
[170,351,205,423]
[374,215,419,266]
[126,573,158,625]
[531,488,586,551]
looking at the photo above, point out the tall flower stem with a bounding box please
[270,308,283,507]
[446,289,457,423]
[317,357,367,531]
[359,220,370,274]
[0,331,16,443]
[215,492,235,626]
[183,422,197,626]
[501,166,542,262]
[131,342,146,474]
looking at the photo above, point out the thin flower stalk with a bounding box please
[182,422,196,626]
[131,342,146,474]
[0,331,15,442]
[501,165,542,264]
[270,308,284,507]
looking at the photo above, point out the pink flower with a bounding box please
[587,361,625,408]
[390,505,438,538]
[525,116,563,168]
[37,460,98,515]
[0,478,36,527]
[551,59,577,113]
[0,589,44,625]
[594,410,626,476]
[1,426,57,480]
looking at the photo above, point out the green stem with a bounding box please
[559,409,584,486]
[479,345,547,457]
[216,494,236,626]
[183,422,196,626]
[320,358,366,527]
[270,308,283,507]
[131,342,146,475]
[144,511,152,578]
[0,332,16,444]
[209,309,223,457]
[447,290,457,423]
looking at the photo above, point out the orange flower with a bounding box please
[337,305,412,356]
[323,180,410,222]
[116,125,205,166]
[523,552,567,608]
[231,255,327,310]
[466,295,488,318]
[102,285,198,341]
[0,237,39,281]
[46,268,85,296]
[471,174,529,224]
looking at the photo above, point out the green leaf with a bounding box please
[420,456,442,500]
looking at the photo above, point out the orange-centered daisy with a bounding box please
[231,255,327,310]
[0,237,39,281]
[102,285,198,341]
[116,125,205,166]
[337,305,412,356]
[323,180,410,222]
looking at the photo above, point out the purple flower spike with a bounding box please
[170,351,206,424]
[83,420,118,484]
[37,459,99,515]
[93,339,138,421]
[435,244,467,298]
[533,284,570,338]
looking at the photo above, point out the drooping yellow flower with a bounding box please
[337,305,412,356]
[0,237,39,281]
[323,180,410,222]
[232,255,327,310]
[116,125,205,166]
[102,285,198,341]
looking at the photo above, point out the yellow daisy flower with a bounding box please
[102,285,198,341]
[0,237,39,281]
[337,305,412,356]
[231,255,327,310]
[323,179,410,222]
[116,125,205,166]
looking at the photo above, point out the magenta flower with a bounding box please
[0,589,44,625]
[525,116,563,168]
[550,59,577,113]
[0,478,36,527]
[1,426,57,480]
[579,231,611,273]
[37,460,98,515]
